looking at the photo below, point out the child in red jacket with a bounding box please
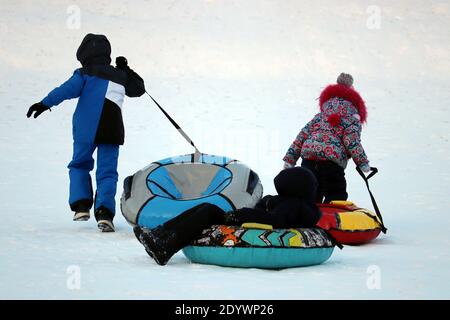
[283,73,371,203]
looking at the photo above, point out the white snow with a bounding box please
[1,0,450,299]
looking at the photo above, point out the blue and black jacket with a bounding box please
[42,65,145,145]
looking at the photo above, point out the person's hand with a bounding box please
[359,163,371,173]
[115,56,128,70]
[283,162,294,170]
[26,102,50,119]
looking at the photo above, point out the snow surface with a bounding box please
[1,0,449,299]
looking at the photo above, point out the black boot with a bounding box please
[71,199,93,221]
[95,207,115,232]
[133,225,178,266]
[133,204,227,265]
[133,225,153,258]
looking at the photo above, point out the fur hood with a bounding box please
[319,84,367,123]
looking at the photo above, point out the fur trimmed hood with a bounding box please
[319,84,367,123]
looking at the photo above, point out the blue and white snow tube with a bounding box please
[120,153,263,228]
[182,225,334,269]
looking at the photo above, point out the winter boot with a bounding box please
[95,206,115,232]
[73,211,90,221]
[133,225,179,265]
[72,200,92,221]
[133,226,153,258]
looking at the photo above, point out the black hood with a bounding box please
[274,167,318,204]
[76,34,111,67]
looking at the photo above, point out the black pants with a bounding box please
[162,203,225,251]
[301,159,348,203]
[162,200,321,253]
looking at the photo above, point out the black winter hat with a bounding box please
[274,167,318,204]
[76,33,111,67]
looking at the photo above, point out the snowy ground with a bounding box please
[1,0,449,299]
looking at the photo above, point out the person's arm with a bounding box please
[342,117,370,171]
[41,70,85,108]
[282,115,318,166]
[27,70,84,119]
[125,67,145,97]
[115,56,145,97]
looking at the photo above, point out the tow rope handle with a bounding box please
[356,166,387,234]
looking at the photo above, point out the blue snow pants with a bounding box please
[68,142,119,215]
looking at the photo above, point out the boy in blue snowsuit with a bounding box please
[26,34,145,232]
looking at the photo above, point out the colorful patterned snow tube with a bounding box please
[182,223,335,269]
[120,153,263,228]
[317,201,385,245]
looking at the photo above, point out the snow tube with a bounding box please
[182,223,334,269]
[120,153,263,228]
[317,200,384,245]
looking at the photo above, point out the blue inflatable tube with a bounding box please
[182,225,335,269]
[120,153,263,228]
[183,246,334,269]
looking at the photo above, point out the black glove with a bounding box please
[115,56,128,70]
[255,195,282,212]
[224,212,243,226]
[26,102,50,119]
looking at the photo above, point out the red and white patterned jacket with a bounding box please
[283,84,370,169]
